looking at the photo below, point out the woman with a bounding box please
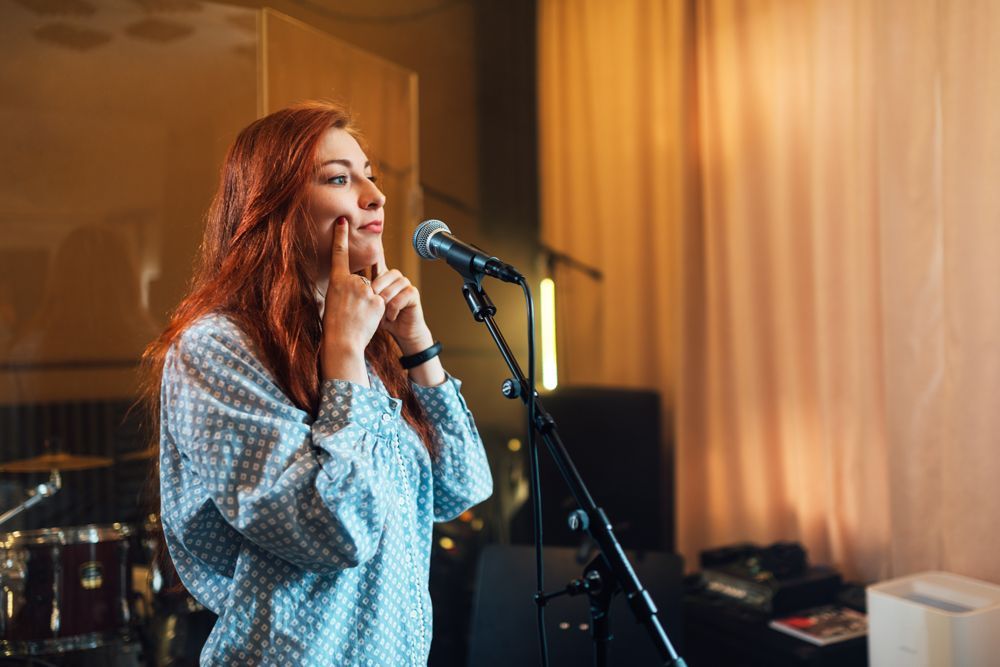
[141,101,493,666]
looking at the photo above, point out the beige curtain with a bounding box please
[540,0,1000,582]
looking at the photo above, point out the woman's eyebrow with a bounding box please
[320,158,372,169]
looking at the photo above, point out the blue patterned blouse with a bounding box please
[158,313,493,666]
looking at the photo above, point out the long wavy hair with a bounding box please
[139,101,434,466]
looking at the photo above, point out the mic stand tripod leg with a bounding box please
[583,556,615,667]
[534,555,617,667]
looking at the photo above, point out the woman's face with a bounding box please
[308,127,386,278]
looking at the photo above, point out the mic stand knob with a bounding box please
[501,378,522,399]
[567,509,590,533]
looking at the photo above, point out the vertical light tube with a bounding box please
[540,278,558,390]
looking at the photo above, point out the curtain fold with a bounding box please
[539,0,1000,582]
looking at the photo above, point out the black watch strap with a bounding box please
[399,341,443,369]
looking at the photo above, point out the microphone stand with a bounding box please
[459,275,686,667]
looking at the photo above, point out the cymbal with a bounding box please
[119,447,157,462]
[0,452,113,473]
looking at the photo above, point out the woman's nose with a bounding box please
[361,181,386,210]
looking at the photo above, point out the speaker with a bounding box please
[509,387,673,552]
[467,544,684,666]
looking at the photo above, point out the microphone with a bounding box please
[412,219,523,284]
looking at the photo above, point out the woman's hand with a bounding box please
[320,218,385,385]
[371,243,446,386]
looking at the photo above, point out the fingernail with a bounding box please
[336,217,347,226]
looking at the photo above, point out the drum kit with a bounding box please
[0,449,213,666]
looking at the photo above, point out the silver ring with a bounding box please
[358,276,371,288]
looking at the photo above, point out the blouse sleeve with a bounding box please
[162,319,400,574]
[411,375,494,521]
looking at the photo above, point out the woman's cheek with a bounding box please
[347,232,380,272]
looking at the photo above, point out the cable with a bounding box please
[520,276,549,667]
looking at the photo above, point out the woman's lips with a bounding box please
[359,221,383,233]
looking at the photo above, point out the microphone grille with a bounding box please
[412,219,450,260]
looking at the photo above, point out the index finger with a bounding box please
[373,238,389,277]
[331,217,350,276]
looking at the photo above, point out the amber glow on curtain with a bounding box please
[540,0,1000,581]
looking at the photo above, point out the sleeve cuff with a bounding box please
[410,373,471,425]
[316,378,402,439]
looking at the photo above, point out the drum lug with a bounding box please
[1,548,27,632]
[50,545,61,636]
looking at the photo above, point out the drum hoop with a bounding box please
[0,523,133,548]
[0,630,135,656]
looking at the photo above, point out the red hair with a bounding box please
[139,101,435,459]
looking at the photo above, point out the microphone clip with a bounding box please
[461,277,497,322]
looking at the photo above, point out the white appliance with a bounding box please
[867,570,1000,666]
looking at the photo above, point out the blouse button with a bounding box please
[381,413,391,422]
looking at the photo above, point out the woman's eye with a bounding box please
[367,175,378,184]
[327,175,348,185]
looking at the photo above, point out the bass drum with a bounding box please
[0,524,133,656]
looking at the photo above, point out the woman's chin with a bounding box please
[348,246,381,273]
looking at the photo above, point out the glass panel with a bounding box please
[0,0,258,530]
